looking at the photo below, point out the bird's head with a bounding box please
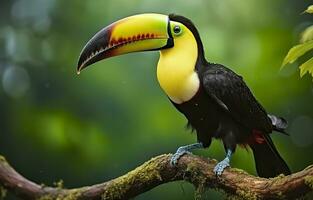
[77,13,204,73]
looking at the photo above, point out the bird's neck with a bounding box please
[157,30,200,104]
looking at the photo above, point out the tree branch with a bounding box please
[0,154,312,200]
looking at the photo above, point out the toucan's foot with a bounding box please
[170,142,203,166]
[213,158,230,176]
[170,148,192,166]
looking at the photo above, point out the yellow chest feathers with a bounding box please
[157,28,200,104]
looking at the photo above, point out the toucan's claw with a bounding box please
[170,142,203,166]
[213,158,230,176]
[170,148,192,166]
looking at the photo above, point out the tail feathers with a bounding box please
[268,114,288,135]
[250,134,291,178]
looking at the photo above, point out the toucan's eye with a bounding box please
[173,25,182,35]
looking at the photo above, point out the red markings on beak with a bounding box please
[110,38,117,46]
[109,33,159,48]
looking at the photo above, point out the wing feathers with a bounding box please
[201,64,272,133]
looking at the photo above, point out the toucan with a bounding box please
[77,13,291,177]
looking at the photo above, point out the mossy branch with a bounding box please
[0,154,312,200]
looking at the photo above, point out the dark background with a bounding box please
[0,0,313,199]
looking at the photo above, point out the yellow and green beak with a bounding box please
[77,13,173,73]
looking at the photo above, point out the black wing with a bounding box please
[201,63,272,133]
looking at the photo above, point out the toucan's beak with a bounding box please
[77,14,173,73]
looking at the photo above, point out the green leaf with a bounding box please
[303,5,313,14]
[282,40,313,67]
[300,25,313,43]
[308,61,313,77]
[299,57,313,77]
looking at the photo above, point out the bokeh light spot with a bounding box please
[290,116,313,147]
[2,66,30,98]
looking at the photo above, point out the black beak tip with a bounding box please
[77,48,91,74]
[77,57,84,74]
[76,68,81,75]
[76,59,84,75]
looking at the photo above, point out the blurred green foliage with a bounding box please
[282,5,313,78]
[0,0,313,199]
